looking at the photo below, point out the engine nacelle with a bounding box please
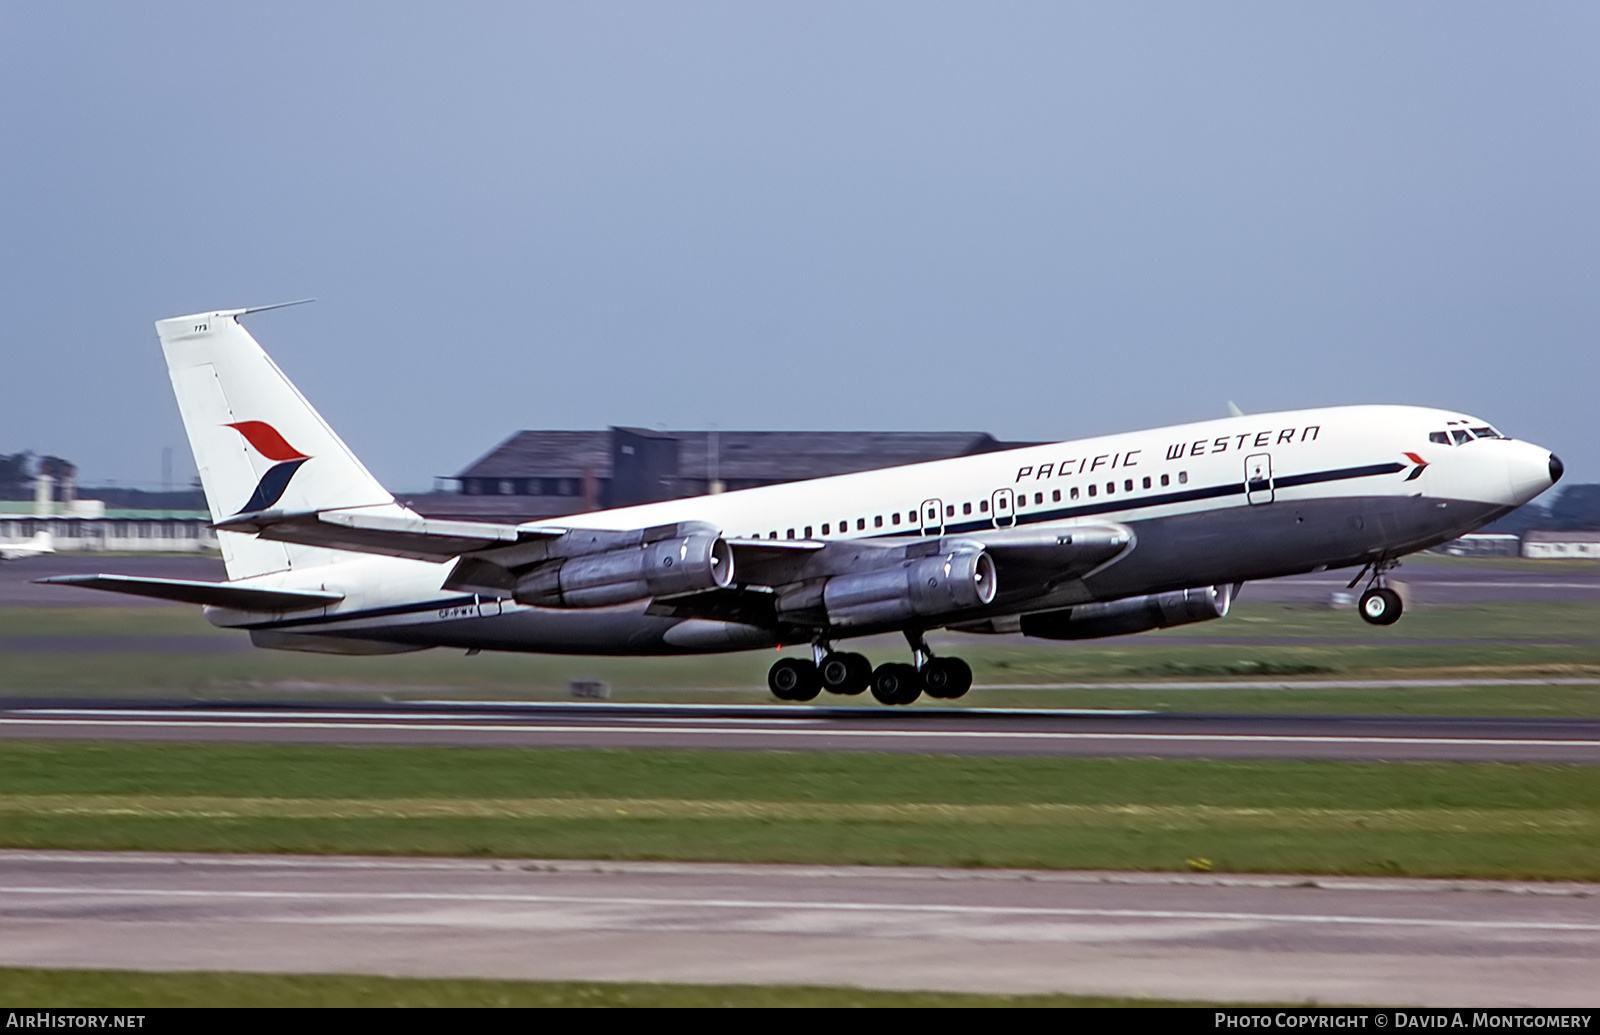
[513,533,734,608]
[1020,584,1235,640]
[780,549,996,628]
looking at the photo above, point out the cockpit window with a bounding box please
[1450,429,1473,445]
[1470,426,1504,440]
[1429,431,1450,445]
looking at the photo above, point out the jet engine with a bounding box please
[1020,584,1235,640]
[778,548,997,628]
[513,532,734,608]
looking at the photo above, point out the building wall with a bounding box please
[0,517,217,553]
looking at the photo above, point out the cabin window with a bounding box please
[1016,496,1026,508]
[889,512,899,526]
[997,497,1008,510]
[979,500,988,513]
[1106,482,1115,494]
[1124,479,1133,492]
[1178,472,1188,484]
[786,529,795,539]
[769,531,778,539]
[1071,487,1080,500]
[821,523,830,535]
[963,502,972,515]
[1142,476,1151,489]
[1052,490,1060,502]
[1034,492,1043,505]
[857,518,866,530]
[874,516,883,528]
[1088,485,1097,497]
[804,526,812,538]
[1161,474,1170,487]
[945,504,954,517]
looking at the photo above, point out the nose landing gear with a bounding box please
[1349,559,1404,626]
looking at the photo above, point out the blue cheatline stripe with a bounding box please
[234,458,309,516]
[237,459,1407,633]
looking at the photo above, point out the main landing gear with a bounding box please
[1348,559,1403,626]
[766,630,973,706]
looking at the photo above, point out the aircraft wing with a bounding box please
[34,575,343,611]
[214,507,555,562]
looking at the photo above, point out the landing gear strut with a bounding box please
[766,630,973,705]
[1349,559,1403,626]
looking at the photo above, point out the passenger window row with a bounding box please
[747,469,1191,540]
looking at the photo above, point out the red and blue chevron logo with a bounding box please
[226,421,310,515]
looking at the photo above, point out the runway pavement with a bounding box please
[3,699,1596,762]
[2,850,1594,1005]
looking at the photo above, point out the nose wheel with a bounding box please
[1349,559,1404,626]
[1359,586,1403,625]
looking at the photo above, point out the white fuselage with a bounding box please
[208,403,1557,655]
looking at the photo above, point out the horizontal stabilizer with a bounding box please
[35,574,343,611]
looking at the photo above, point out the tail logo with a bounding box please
[226,421,310,514]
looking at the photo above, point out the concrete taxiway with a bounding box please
[2,851,1595,1005]
[2,699,1596,762]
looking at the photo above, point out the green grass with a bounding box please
[0,968,1188,1007]
[2,743,1595,880]
[4,602,1597,715]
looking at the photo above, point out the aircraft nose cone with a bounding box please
[1550,454,1565,485]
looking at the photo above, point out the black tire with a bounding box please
[768,658,821,701]
[922,657,973,699]
[870,663,922,706]
[819,652,867,695]
[842,652,873,695]
[1358,587,1403,626]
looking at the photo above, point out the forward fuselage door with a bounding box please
[1245,453,1275,505]
[991,487,1015,528]
[920,498,944,537]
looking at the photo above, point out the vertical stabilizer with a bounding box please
[157,309,398,579]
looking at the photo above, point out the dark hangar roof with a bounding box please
[457,429,1028,482]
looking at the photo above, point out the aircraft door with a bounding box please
[920,498,944,537]
[1245,453,1274,505]
[991,488,1015,528]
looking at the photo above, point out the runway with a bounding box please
[3,699,1595,762]
[2,850,1594,1005]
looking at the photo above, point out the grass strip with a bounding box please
[3,603,1599,704]
[2,794,1596,834]
[0,968,1188,1008]
[1,743,1596,880]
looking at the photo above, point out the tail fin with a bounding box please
[157,308,398,579]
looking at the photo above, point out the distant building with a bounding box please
[1432,533,1521,558]
[408,428,1036,522]
[1521,530,1600,560]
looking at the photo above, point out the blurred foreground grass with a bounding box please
[2,602,1597,715]
[2,743,1595,880]
[0,968,1190,1007]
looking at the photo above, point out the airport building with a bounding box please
[406,427,1035,523]
[1520,530,1600,559]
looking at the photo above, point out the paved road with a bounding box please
[3,699,1595,762]
[2,851,1594,1005]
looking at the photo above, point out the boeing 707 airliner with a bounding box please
[42,308,1564,705]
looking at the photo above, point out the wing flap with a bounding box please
[35,575,343,611]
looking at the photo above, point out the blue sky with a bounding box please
[2,3,1596,492]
